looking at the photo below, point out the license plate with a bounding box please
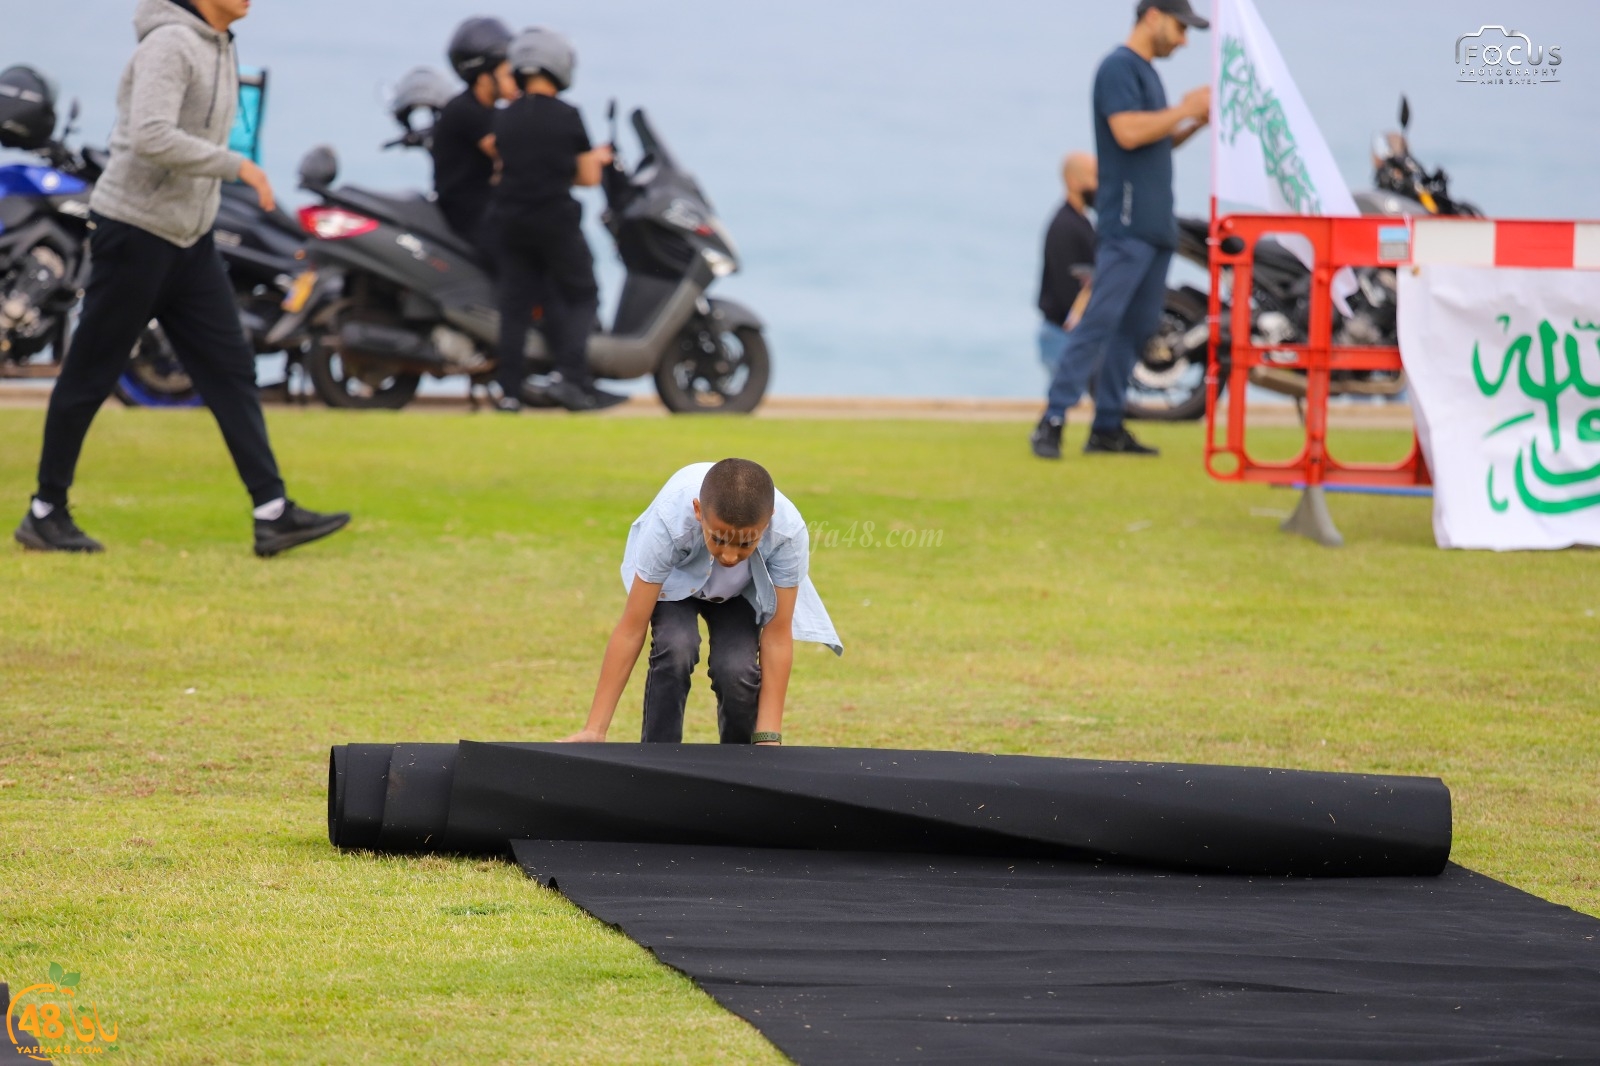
[282,270,318,313]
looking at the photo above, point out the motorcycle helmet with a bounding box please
[508,27,577,92]
[447,16,513,84]
[390,66,456,131]
[0,65,58,150]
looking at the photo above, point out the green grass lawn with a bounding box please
[1,406,1595,1064]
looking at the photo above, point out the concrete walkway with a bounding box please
[0,381,1417,428]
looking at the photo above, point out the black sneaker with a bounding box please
[492,395,524,414]
[14,503,104,553]
[1083,426,1160,456]
[1030,415,1063,460]
[549,380,628,412]
[253,501,351,558]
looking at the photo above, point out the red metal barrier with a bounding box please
[1202,213,1431,492]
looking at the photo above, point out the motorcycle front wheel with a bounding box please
[654,323,770,414]
[115,323,203,407]
[1123,288,1215,422]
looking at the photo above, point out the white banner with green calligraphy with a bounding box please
[1398,265,1600,550]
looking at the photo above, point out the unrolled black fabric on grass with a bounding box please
[326,744,1597,1062]
[328,742,1452,876]
[511,840,1600,1065]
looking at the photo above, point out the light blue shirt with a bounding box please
[620,463,843,655]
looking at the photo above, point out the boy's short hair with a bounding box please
[700,459,775,528]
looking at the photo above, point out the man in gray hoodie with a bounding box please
[14,0,349,557]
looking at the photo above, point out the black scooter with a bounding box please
[281,99,770,412]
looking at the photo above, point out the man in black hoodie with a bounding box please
[14,0,349,557]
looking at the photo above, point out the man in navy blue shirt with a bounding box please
[1031,0,1211,459]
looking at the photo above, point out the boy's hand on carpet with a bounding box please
[560,729,608,743]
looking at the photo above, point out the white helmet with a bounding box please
[507,26,576,92]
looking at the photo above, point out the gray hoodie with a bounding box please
[90,0,244,248]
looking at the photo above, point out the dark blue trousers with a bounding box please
[1044,235,1172,429]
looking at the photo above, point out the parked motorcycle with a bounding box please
[282,84,769,412]
[2,66,305,407]
[0,67,165,386]
[1123,97,1476,421]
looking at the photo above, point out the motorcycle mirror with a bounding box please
[69,98,81,122]
[298,144,339,190]
[1399,95,1410,131]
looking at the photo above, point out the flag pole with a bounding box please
[1209,0,1220,226]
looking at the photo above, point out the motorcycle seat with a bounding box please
[338,186,481,262]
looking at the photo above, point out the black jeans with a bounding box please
[642,597,763,744]
[491,199,597,396]
[36,215,285,508]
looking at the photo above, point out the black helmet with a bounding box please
[447,16,513,84]
[0,65,58,150]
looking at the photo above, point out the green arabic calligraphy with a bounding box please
[1217,36,1322,214]
[1475,315,1600,514]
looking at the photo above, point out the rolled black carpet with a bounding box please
[327,743,1600,1062]
[329,742,1452,876]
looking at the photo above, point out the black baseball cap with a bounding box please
[1137,0,1211,29]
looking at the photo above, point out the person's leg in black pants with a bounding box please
[537,204,600,392]
[702,597,762,744]
[157,232,286,507]
[493,216,546,405]
[35,217,174,507]
[642,599,702,742]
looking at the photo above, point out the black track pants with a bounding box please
[35,215,286,508]
[491,200,598,396]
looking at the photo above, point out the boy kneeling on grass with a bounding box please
[562,459,842,746]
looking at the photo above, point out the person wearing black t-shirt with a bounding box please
[1037,152,1098,378]
[489,27,624,412]
[432,17,512,242]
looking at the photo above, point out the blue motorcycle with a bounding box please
[0,65,197,405]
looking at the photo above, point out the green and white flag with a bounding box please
[1210,0,1356,218]
[1398,266,1600,550]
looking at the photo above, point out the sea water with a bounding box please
[5,0,1595,397]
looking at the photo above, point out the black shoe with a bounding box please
[253,501,351,558]
[1030,415,1063,460]
[549,380,628,412]
[14,504,104,553]
[1083,426,1160,456]
[585,386,628,411]
[492,395,524,414]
